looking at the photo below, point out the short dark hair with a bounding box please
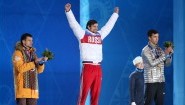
[86,20,98,29]
[20,33,32,45]
[147,29,158,37]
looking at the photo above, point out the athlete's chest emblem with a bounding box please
[81,35,102,44]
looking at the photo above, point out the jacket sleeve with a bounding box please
[164,56,172,67]
[142,49,166,67]
[99,12,119,40]
[37,64,45,74]
[13,50,35,73]
[65,10,85,40]
[129,73,135,102]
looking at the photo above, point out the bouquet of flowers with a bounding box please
[42,48,54,60]
[163,41,174,48]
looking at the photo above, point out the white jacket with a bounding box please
[66,10,119,62]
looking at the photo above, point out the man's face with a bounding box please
[88,23,98,33]
[22,37,33,48]
[149,33,159,45]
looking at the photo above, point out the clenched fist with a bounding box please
[114,7,119,14]
[65,3,71,12]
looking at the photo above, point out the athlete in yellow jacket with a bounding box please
[12,33,48,105]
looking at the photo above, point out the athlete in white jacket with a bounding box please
[65,3,119,105]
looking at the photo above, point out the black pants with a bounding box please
[144,82,165,105]
[16,98,37,105]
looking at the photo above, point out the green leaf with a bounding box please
[42,48,54,60]
[163,41,174,48]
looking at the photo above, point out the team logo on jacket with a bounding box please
[81,35,102,44]
[13,56,21,62]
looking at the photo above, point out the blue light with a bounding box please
[80,0,90,105]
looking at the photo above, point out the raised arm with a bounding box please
[65,3,85,40]
[99,7,119,40]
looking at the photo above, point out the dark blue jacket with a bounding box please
[129,68,144,105]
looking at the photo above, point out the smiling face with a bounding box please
[86,20,98,33]
[88,23,98,33]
